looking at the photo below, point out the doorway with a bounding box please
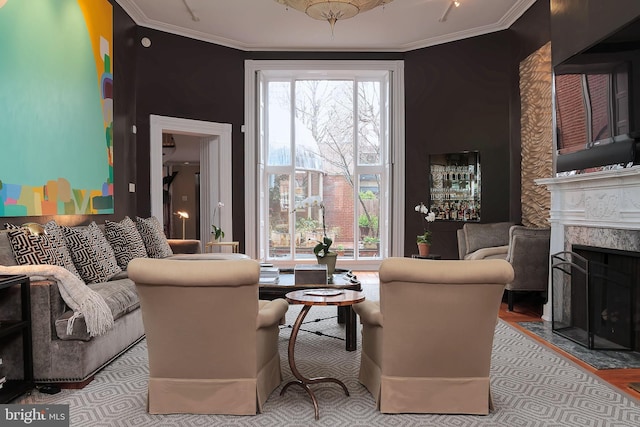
[149,115,232,250]
[162,133,201,239]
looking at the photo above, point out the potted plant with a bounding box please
[358,213,379,237]
[211,202,225,241]
[313,204,337,275]
[362,236,379,249]
[314,235,337,275]
[415,202,436,256]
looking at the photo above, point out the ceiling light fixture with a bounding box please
[275,0,394,33]
[439,0,461,23]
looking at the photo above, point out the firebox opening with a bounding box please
[551,245,639,351]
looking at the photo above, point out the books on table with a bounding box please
[260,264,280,284]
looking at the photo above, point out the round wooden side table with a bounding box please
[282,289,365,420]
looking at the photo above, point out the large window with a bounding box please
[245,61,405,267]
[263,75,386,262]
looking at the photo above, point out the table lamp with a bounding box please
[175,211,189,239]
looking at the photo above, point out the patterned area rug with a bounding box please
[18,303,640,426]
[518,321,640,369]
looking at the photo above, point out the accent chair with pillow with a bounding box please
[504,225,551,311]
[457,222,551,311]
[353,257,514,414]
[456,221,515,260]
[128,257,289,415]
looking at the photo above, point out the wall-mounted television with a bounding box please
[553,17,640,173]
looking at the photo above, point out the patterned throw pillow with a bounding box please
[135,216,173,258]
[43,221,82,280]
[62,223,122,284]
[5,223,56,265]
[104,216,148,270]
[87,222,122,277]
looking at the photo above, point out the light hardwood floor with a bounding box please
[355,271,640,399]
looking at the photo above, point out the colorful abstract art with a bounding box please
[0,0,114,216]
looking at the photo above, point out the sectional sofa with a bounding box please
[0,217,204,386]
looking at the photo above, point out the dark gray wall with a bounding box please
[404,31,515,257]
[110,1,553,258]
[133,28,246,246]
[112,0,138,222]
[131,3,552,258]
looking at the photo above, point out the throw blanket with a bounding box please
[0,264,114,337]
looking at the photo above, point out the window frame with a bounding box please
[244,60,405,270]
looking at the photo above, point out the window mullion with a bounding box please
[289,79,296,257]
[352,79,359,259]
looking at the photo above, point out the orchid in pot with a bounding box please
[211,202,225,241]
[415,202,436,256]
[312,203,338,276]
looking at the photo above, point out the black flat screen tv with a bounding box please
[554,17,640,172]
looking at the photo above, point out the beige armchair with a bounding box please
[128,257,288,415]
[504,225,551,311]
[353,257,514,414]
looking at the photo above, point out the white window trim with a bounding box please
[244,60,405,269]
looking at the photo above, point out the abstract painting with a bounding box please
[0,0,114,216]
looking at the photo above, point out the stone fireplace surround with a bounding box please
[536,166,640,322]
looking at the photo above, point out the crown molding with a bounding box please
[116,0,538,53]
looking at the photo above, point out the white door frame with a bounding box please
[149,115,232,249]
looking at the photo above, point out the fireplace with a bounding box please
[537,166,640,351]
[551,245,639,351]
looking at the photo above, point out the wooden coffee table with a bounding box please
[281,289,365,420]
[259,269,362,351]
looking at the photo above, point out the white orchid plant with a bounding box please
[312,203,334,258]
[294,196,334,258]
[415,202,436,244]
[211,202,225,241]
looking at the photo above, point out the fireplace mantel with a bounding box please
[535,166,640,320]
[536,166,640,230]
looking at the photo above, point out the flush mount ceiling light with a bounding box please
[275,0,395,32]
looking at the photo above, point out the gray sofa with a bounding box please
[0,226,201,386]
